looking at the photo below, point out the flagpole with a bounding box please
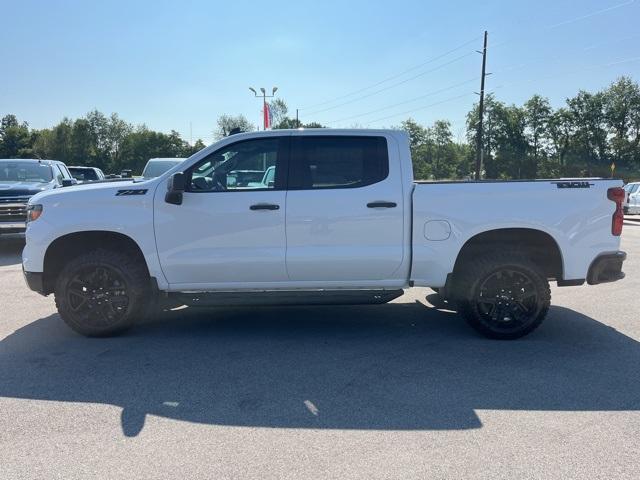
[249,87,278,130]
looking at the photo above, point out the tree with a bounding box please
[269,98,289,126]
[565,91,608,174]
[1,114,21,132]
[431,120,456,179]
[466,94,502,178]
[117,127,192,174]
[0,117,31,158]
[524,95,552,175]
[603,76,640,169]
[547,107,573,171]
[214,114,254,139]
[397,118,431,179]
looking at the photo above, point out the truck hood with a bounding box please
[0,181,53,197]
[29,178,158,205]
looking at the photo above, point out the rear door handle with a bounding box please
[250,203,280,211]
[367,201,397,208]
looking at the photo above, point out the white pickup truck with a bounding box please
[22,129,627,339]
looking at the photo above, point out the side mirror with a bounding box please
[165,172,185,205]
[62,178,74,187]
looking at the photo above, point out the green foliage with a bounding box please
[3,78,640,180]
[0,111,205,175]
[462,77,640,180]
[398,118,470,180]
[214,114,255,139]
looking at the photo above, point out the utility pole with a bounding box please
[475,31,488,180]
[249,87,278,130]
[296,109,300,128]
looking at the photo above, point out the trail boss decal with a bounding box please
[116,189,148,196]
[552,181,595,189]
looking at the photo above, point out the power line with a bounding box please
[327,76,478,125]
[306,51,476,116]
[298,36,481,111]
[489,55,640,92]
[364,92,475,126]
[546,0,636,30]
[475,31,488,181]
[485,0,637,53]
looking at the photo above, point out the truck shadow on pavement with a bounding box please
[1,301,639,437]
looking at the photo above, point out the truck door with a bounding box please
[285,134,405,282]
[154,136,289,287]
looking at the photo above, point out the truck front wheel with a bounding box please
[54,249,150,337]
[456,252,551,340]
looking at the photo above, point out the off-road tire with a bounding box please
[455,251,551,340]
[55,249,149,337]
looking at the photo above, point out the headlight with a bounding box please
[26,204,43,223]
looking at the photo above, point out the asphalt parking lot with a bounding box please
[1,219,639,479]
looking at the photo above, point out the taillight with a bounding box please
[607,187,624,236]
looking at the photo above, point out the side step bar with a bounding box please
[168,289,405,307]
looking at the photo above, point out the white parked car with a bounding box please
[623,182,640,214]
[22,129,626,339]
[142,158,186,179]
[68,166,105,183]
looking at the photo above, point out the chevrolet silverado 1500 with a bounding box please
[1,159,76,235]
[22,129,627,339]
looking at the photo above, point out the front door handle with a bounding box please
[367,201,397,208]
[250,203,280,211]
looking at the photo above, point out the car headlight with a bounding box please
[26,204,43,223]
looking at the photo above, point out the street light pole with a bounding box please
[249,87,278,130]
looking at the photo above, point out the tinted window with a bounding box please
[630,184,640,194]
[188,138,282,192]
[289,136,388,190]
[69,168,99,181]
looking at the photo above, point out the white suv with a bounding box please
[624,182,640,214]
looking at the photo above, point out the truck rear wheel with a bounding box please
[54,249,150,337]
[455,252,550,340]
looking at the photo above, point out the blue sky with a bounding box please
[2,0,639,143]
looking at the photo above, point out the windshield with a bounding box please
[0,161,53,183]
[143,160,182,178]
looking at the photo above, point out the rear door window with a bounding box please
[288,136,389,190]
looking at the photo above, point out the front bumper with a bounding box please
[587,251,626,285]
[0,222,26,233]
[23,269,46,296]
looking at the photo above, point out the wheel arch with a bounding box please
[452,228,564,281]
[42,231,150,295]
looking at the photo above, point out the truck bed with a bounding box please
[410,178,623,287]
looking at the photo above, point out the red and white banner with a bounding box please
[263,102,271,130]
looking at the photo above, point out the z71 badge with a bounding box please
[116,189,148,196]
[552,181,594,189]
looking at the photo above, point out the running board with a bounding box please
[168,289,404,307]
